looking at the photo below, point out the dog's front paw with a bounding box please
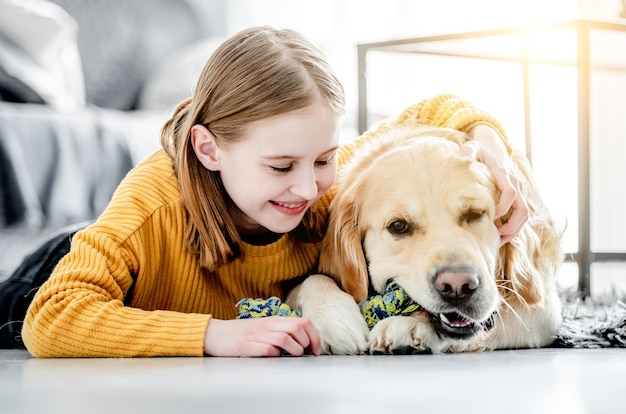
[369,316,445,354]
[308,290,369,355]
[288,274,369,355]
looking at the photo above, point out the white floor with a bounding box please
[1,348,625,414]
[1,238,624,414]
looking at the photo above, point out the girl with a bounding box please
[0,26,527,357]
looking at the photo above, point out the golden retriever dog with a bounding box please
[287,125,563,354]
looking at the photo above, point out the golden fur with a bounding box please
[288,125,563,354]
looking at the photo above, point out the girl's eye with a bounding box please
[316,154,336,166]
[271,165,293,173]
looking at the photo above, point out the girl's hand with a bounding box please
[204,316,321,357]
[462,125,529,245]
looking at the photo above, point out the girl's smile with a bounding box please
[270,200,309,216]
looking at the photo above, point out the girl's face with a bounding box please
[194,103,340,236]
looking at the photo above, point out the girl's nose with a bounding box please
[290,168,319,200]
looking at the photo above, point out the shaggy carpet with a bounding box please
[553,289,626,348]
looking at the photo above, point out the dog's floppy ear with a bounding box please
[495,152,563,307]
[497,233,544,307]
[319,191,370,303]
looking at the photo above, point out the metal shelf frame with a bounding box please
[357,20,626,297]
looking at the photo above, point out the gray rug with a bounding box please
[553,290,626,348]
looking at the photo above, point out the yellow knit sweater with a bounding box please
[22,94,508,357]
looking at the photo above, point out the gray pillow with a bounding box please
[137,37,224,111]
[0,0,85,110]
[51,0,204,110]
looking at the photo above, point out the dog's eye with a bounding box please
[460,209,485,224]
[387,220,411,235]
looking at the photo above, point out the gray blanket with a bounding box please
[0,102,165,229]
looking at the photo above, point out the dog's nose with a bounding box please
[433,268,479,301]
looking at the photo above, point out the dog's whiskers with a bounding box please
[494,310,508,337]
[497,280,529,306]
[495,286,530,332]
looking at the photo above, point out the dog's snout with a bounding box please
[433,268,479,301]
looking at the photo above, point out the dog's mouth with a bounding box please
[427,310,496,340]
[368,278,496,341]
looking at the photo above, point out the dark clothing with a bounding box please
[0,223,86,348]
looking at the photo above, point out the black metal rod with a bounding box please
[577,25,592,298]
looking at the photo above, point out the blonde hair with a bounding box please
[160,26,345,270]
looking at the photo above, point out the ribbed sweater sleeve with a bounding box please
[356,93,510,151]
[396,94,506,132]
[393,93,511,152]
[22,152,210,357]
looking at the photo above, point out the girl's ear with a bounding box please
[191,124,220,171]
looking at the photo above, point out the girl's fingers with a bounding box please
[257,331,306,357]
[492,171,515,218]
[301,318,321,355]
[267,316,320,356]
[460,140,480,160]
[239,317,321,357]
[204,317,320,357]
[460,139,529,244]
[491,172,529,244]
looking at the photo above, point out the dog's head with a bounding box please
[320,125,554,341]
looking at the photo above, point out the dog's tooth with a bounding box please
[439,313,450,324]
